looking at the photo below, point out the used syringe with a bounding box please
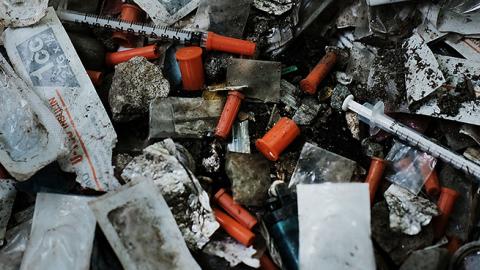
[342,95,480,180]
[56,9,256,56]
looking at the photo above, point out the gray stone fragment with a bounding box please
[372,202,434,265]
[292,97,322,125]
[0,180,16,245]
[253,0,293,16]
[109,57,170,122]
[331,84,351,111]
[399,248,450,270]
[361,138,384,158]
[225,153,270,206]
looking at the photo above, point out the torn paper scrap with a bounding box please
[3,8,119,191]
[297,183,375,270]
[415,98,480,126]
[403,33,445,103]
[20,193,96,270]
[384,184,439,236]
[133,0,200,26]
[203,236,259,268]
[0,0,48,27]
[0,54,67,181]
[89,178,201,270]
[435,55,480,88]
[0,180,16,245]
[121,139,219,250]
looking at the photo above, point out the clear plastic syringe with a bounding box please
[342,95,480,180]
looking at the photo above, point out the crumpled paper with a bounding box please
[203,236,259,267]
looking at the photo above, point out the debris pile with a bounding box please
[0,0,480,269]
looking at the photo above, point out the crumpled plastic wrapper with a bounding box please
[121,139,219,250]
[0,0,48,27]
[203,236,259,267]
[384,184,439,236]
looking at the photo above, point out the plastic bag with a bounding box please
[385,141,437,195]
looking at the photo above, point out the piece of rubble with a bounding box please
[227,59,281,103]
[399,248,450,270]
[436,55,480,89]
[89,178,201,270]
[372,202,435,265]
[280,80,301,111]
[225,152,270,206]
[292,97,322,125]
[0,0,48,27]
[414,97,480,126]
[384,184,439,235]
[203,235,259,268]
[403,33,445,103]
[361,138,384,158]
[4,8,119,191]
[121,140,219,249]
[331,84,351,111]
[20,193,96,270]
[345,111,360,140]
[109,57,170,122]
[132,0,200,25]
[289,142,357,188]
[227,121,251,154]
[202,142,221,173]
[0,54,67,181]
[297,183,375,270]
[0,180,16,245]
[0,220,32,270]
[149,97,224,139]
[253,0,293,16]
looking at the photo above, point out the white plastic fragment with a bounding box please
[227,121,251,154]
[415,99,480,126]
[403,33,445,103]
[0,0,48,27]
[384,184,439,235]
[297,183,375,270]
[89,178,201,270]
[3,8,119,191]
[0,53,67,181]
[132,0,200,26]
[203,236,259,267]
[0,220,32,270]
[435,55,480,88]
[0,180,16,245]
[20,193,96,270]
[366,0,410,6]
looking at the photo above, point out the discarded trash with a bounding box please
[215,91,245,139]
[20,193,96,270]
[176,47,205,91]
[111,4,144,48]
[0,180,16,245]
[0,220,32,270]
[365,157,387,204]
[297,183,375,270]
[256,117,300,161]
[132,0,200,26]
[227,121,251,154]
[0,0,48,27]
[214,208,255,246]
[4,8,119,191]
[300,50,337,95]
[89,178,201,270]
[433,187,460,239]
[202,235,259,267]
[214,188,258,229]
[105,45,161,66]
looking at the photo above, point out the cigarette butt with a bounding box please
[86,70,103,86]
[214,188,257,229]
[300,51,337,95]
[433,187,459,239]
[105,45,160,66]
[205,32,256,56]
[176,47,205,91]
[214,208,255,246]
[215,91,245,139]
[365,157,386,205]
[256,117,300,161]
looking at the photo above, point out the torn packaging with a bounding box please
[0,54,67,181]
[133,0,200,26]
[3,8,119,191]
[121,139,219,250]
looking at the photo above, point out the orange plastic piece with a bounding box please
[105,45,160,66]
[112,4,144,47]
[256,117,300,161]
[260,254,279,270]
[215,91,245,139]
[176,47,205,91]
[365,157,386,205]
[214,208,255,246]
[205,32,256,56]
[214,188,257,229]
[86,70,103,86]
[424,170,441,197]
[446,236,462,254]
[300,51,337,95]
[433,187,459,239]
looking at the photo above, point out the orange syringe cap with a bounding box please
[365,157,386,205]
[86,70,103,86]
[105,44,160,66]
[256,117,300,161]
[205,32,256,56]
[424,170,441,197]
[214,208,255,246]
[214,188,257,229]
[112,4,144,48]
[176,47,205,91]
[433,187,459,239]
[300,51,337,95]
[215,91,245,139]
